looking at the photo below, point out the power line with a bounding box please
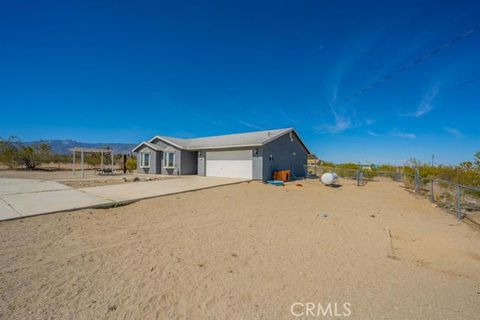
[439,74,480,93]
[293,24,480,127]
[374,74,480,117]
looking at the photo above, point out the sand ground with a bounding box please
[0,170,174,188]
[0,169,109,180]
[0,178,479,319]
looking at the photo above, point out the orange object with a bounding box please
[273,170,291,182]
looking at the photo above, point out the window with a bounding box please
[164,152,175,168]
[140,153,150,168]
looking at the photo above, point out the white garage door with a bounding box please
[206,150,253,179]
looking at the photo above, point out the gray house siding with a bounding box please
[252,148,263,180]
[260,132,308,180]
[180,150,198,175]
[161,149,181,175]
[194,133,307,181]
[136,146,160,174]
[147,138,182,175]
[138,139,196,176]
[197,151,206,176]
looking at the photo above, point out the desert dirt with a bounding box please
[0,169,174,188]
[0,178,479,319]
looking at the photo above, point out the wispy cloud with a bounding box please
[443,126,463,138]
[404,87,439,118]
[314,79,354,134]
[367,130,381,137]
[208,118,226,127]
[314,111,352,134]
[238,120,265,130]
[389,129,416,139]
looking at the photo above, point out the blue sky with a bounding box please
[1,0,479,165]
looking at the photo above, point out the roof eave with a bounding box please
[188,143,263,151]
[292,129,312,154]
[131,141,160,153]
[259,128,311,154]
[148,135,186,150]
[260,128,294,146]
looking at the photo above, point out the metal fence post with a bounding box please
[430,179,434,202]
[414,169,420,194]
[456,185,462,220]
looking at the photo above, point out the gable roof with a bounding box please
[133,128,310,153]
[131,141,163,153]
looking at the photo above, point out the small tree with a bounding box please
[459,161,473,171]
[16,143,52,170]
[475,151,480,169]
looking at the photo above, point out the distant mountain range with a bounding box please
[25,140,137,155]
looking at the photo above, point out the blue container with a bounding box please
[266,180,285,186]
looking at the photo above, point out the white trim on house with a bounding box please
[164,152,175,169]
[186,143,263,150]
[148,136,185,150]
[140,152,151,168]
[131,141,163,153]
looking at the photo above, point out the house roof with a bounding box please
[131,141,163,152]
[132,128,311,153]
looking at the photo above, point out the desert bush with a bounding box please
[336,163,360,170]
[126,158,137,173]
[0,137,53,170]
[378,164,397,172]
[16,143,53,170]
[0,136,20,168]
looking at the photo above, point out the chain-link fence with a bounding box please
[305,165,480,222]
[402,170,480,221]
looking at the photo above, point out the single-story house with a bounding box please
[132,128,311,180]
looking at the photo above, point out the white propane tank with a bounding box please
[321,172,338,185]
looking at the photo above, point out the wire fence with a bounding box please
[305,165,480,221]
[402,170,480,221]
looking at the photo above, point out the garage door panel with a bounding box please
[206,150,253,179]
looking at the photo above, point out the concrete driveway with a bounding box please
[0,176,248,221]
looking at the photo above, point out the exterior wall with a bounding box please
[260,132,308,181]
[180,150,198,175]
[160,149,181,175]
[252,148,263,180]
[149,138,197,175]
[197,151,206,176]
[136,146,160,174]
